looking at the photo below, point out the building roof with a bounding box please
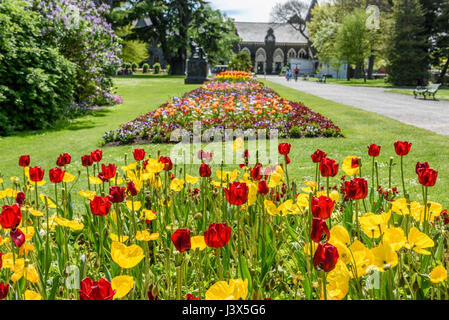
[235,22,308,44]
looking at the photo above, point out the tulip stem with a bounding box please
[176,255,184,300]
[355,200,360,239]
[322,271,327,300]
[400,156,406,198]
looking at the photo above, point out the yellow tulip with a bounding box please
[342,156,360,177]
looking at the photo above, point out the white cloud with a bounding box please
[208,0,291,22]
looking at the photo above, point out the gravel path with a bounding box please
[265,75,449,136]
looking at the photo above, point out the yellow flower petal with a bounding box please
[111,275,134,299]
[63,172,75,183]
[430,266,447,284]
[111,241,144,269]
[25,290,42,300]
[126,200,142,211]
[191,235,207,251]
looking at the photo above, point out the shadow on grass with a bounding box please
[113,74,185,80]
[3,107,114,138]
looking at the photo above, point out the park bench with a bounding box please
[413,83,441,100]
[316,75,326,83]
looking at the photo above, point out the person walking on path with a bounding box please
[286,68,291,82]
[294,66,300,82]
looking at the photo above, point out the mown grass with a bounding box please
[385,88,449,101]
[0,75,448,208]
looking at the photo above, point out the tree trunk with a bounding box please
[367,53,375,80]
[438,58,449,85]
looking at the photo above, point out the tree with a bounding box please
[420,0,449,84]
[113,0,236,74]
[270,0,316,54]
[116,26,150,65]
[229,52,253,72]
[189,7,240,65]
[307,3,339,65]
[334,9,372,81]
[385,0,429,86]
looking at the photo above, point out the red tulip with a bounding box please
[98,163,116,182]
[278,143,291,155]
[29,166,44,182]
[127,181,138,197]
[199,163,211,178]
[159,156,173,171]
[311,149,327,163]
[313,242,339,272]
[81,155,94,167]
[90,196,112,216]
[368,144,381,157]
[56,153,71,167]
[394,141,412,156]
[133,148,146,161]
[10,228,25,248]
[418,167,438,187]
[0,283,9,300]
[79,277,116,300]
[224,181,249,206]
[257,180,269,195]
[285,155,291,165]
[415,161,429,174]
[310,217,330,243]
[16,192,25,207]
[49,167,65,183]
[351,157,359,168]
[311,196,335,220]
[186,294,200,300]
[204,223,231,248]
[344,178,368,200]
[0,204,22,229]
[171,228,191,253]
[250,164,263,181]
[19,155,30,167]
[91,149,103,162]
[108,186,126,203]
[319,158,339,177]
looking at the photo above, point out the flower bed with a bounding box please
[102,75,342,145]
[0,140,447,300]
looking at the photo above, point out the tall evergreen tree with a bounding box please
[386,0,430,86]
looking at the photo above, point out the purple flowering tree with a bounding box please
[34,0,122,105]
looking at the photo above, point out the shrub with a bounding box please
[132,62,138,72]
[0,0,76,135]
[153,62,161,74]
[229,52,253,72]
[36,0,122,103]
[166,64,171,74]
[142,63,149,73]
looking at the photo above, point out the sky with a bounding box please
[208,0,293,22]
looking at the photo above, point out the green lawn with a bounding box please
[1,75,448,208]
[299,77,393,87]
[385,88,449,101]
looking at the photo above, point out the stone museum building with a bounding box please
[233,22,316,75]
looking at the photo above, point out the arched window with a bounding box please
[240,47,251,56]
[298,49,307,59]
[287,48,296,59]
